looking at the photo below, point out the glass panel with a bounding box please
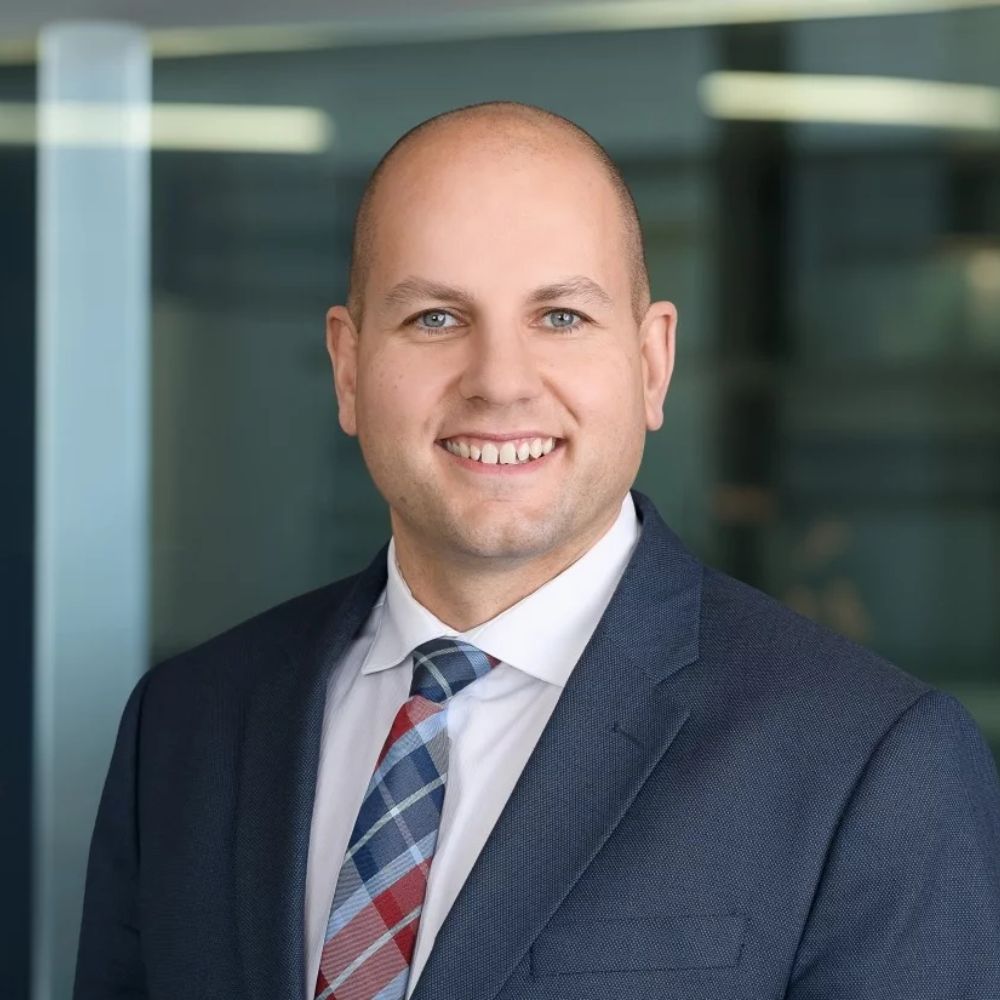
[33,26,151,1000]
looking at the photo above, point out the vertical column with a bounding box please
[34,23,150,1000]
[713,23,790,584]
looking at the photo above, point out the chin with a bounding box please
[444,516,559,563]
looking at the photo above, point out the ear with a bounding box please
[326,305,360,437]
[638,300,677,431]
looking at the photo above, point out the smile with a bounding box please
[438,434,560,468]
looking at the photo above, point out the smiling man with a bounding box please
[75,102,1000,1000]
[326,104,674,634]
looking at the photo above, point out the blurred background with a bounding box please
[2,0,999,996]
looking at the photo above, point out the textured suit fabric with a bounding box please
[74,490,1000,1000]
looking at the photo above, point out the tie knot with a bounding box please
[409,638,497,704]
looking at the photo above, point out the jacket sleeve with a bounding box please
[73,671,153,1000]
[788,689,1000,999]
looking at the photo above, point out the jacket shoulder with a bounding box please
[696,563,933,732]
[146,568,371,696]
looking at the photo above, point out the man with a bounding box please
[75,101,1000,1000]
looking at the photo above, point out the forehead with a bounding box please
[367,133,632,304]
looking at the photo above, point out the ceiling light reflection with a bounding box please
[699,71,1000,131]
[0,101,334,153]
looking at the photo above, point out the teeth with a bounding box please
[443,435,558,466]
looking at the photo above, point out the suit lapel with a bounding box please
[231,490,702,1000]
[234,547,389,1000]
[410,490,703,1000]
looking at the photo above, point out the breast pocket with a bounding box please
[530,913,746,976]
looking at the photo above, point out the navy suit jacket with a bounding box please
[75,490,1000,999]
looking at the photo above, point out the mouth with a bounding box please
[436,433,564,471]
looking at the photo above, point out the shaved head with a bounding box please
[346,100,651,325]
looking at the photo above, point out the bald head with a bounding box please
[346,101,650,326]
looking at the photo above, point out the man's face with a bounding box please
[328,130,675,570]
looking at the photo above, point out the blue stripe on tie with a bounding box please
[372,966,410,1000]
[350,738,445,854]
[351,785,443,886]
[348,773,446,863]
[368,711,447,790]
[351,776,445,885]
[410,641,492,703]
[415,654,454,700]
[326,829,438,939]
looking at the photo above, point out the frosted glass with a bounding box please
[34,22,150,1000]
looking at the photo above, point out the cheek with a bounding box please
[356,349,448,438]
[554,346,644,429]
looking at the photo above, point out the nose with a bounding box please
[457,323,545,406]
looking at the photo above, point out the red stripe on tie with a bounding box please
[376,697,439,767]
[330,930,410,1000]
[320,900,389,984]
[370,862,430,945]
[321,862,432,998]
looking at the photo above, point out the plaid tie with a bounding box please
[313,638,498,1000]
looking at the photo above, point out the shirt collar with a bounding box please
[361,492,640,688]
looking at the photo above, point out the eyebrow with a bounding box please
[382,277,476,311]
[526,276,613,309]
[381,274,614,312]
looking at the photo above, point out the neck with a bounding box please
[391,507,622,632]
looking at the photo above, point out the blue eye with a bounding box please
[415,310,457,330]
[544,309,583,330]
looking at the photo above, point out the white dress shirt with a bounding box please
[304,492,640,998]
